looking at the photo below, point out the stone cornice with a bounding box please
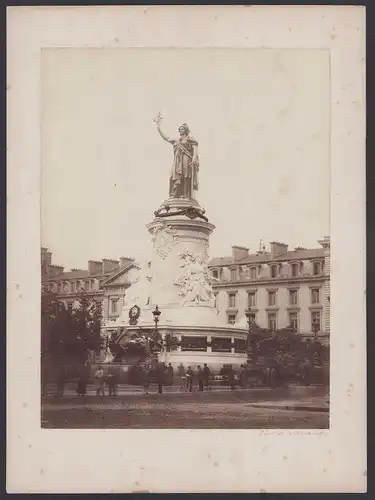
[102,324,248,336]
[56,291,103,298]
[211,275,327,289]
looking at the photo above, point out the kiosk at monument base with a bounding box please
[102,117,249,370]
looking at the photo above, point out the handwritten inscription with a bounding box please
[258,429,327,436]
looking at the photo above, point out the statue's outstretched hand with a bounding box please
[153,112,163,126]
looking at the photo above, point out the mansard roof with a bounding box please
[208,247,325,267]
[45,268,121,281]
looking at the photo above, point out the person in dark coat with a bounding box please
[142,365,151,394]
[177,363,185,390]
[239,364,246,388]
[76,376,87,396]
[156,362,166,394]
[197,365,204,392]
[203,363,211,389]
[167,363,174,386]
[107,369,117,396]
[227,366,236,390]
[186,366,194,392]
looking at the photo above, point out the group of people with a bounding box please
[76,365,118,397]
[139,362,213,394]
[75,362,245,397]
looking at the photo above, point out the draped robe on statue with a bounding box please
[169,136,199,199]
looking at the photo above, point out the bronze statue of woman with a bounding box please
[154,113,199,199]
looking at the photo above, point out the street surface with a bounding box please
[42,385,329,429]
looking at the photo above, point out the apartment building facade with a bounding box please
[208,237,330,341]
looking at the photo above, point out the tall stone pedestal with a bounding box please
[104,197,248,369]
[147,197,216,319]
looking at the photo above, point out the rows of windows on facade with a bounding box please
[225,287,322,331]
[41,237,330,334]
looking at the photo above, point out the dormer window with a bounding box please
[230,268,237,281]
[212,269,219,279]
[291,263,299,277]
[270,265,277,278]
[313,261,322,275]
[250,267,257,279]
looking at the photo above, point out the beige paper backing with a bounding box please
[7,5,366,493]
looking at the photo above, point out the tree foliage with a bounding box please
[71,291,102,353]
[247,324,329,366]
[41,289,103,384]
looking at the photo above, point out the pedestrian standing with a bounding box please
[227,365,236,390]
[203,363,211,389]
[156,362,165,394]
[107,369,117,396]
[239,364,246,388]
[94,365,105,396]
[76,366,88,397]
[197,365,204,392]
[186,366,194,392]
[177,363,185,390]
[167,363,174,386]
[142,365,150,394]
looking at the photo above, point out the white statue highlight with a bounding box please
[174,251,214,306]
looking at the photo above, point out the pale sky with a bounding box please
[41,48,330,270]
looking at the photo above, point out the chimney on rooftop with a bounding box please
[88,260,102,275]
[270,242,288,258]
[232,246,249,261]
[102,259,120,273]
[41,247,52,277]
[47,265,64,277]
[318,236,330,249]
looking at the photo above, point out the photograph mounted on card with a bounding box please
[7,5,366,494]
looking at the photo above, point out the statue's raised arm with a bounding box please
[153,112,173,143]
[153,113,199,200]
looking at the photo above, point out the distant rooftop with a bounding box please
[209,247,325,267]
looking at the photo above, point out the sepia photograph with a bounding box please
[7,6,365,494]
[40,47,330,429]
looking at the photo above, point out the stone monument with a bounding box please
[103,114,248,369]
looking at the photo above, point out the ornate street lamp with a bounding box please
[245,306,254,365]
[151,305,162,367]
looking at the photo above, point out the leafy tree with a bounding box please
[41,290,74,391]
[41,289,103,392]
[71,290,103,357]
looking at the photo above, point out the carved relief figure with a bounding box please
[174,251,214,306]
[154,113,199,199]
[124,261,152,308]
[151,221,179,259]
